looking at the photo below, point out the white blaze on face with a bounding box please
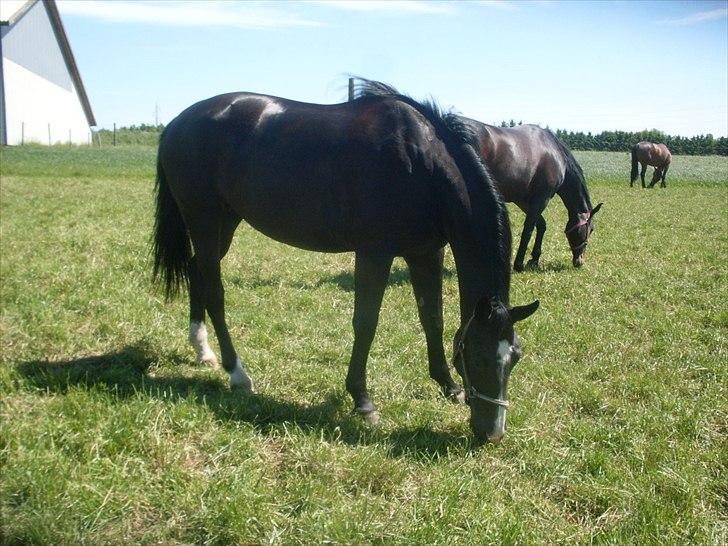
[496,339,513,366]
[255,101,286,128]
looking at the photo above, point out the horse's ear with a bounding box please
[590,203,603,218]
[473,296,505,323]
[510,300,540,323]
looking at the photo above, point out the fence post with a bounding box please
[113,123,116,146]
[69,129,72,146]
[48,123,51,146]
[21,122,24,145]
[348,77,354,102]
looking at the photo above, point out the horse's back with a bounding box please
[159,93,449,255]
[467,121,565,208]
[635,141,671,166]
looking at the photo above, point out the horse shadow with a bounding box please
[318,265,456,293]
[16,342,470,461]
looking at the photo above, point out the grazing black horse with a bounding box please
[463,120,602,271]
[153,80,538,443]
[631,141,672,188]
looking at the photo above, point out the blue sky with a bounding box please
[57,0,728,136]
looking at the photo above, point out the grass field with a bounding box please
[1,145,726,544]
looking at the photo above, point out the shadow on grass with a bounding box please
[319,265,456,293]
[517,261,571,274]
[235,265,456,293]
[16,342,468,460]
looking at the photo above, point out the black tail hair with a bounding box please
[630,144,639,184]
[352,77,511,302]
[152,146,191,300]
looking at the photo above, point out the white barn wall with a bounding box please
[3,57,91,144]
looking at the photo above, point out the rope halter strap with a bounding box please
[453,310,510,410]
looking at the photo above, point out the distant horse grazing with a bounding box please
[631,141,671,188]
[463,119,602,271]
[153,80,539,443]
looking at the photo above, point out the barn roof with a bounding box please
[1,0,96,126]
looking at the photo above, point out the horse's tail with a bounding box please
[152,146,191,300]
[630,145,639,184]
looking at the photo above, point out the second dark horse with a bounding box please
[464,120,602,271]
[153,80,539,443]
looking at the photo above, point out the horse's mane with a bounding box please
[544,129,593,209]
[353,78,511,302]
[352,79,479,148]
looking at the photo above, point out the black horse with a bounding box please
[463,119,602,271]
[153,80,538,443]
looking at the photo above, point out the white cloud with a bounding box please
[657,7,728,26]
[56,0,323,30]
[309,1,452,14]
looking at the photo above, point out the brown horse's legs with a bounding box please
[648,168,661,188]
[640,164,647,188]
[188,214,253,392]
[404,248,463,403]
[346,252,393,423]
[527,214,547,268]
[661,164,669,187]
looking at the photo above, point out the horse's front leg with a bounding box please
[661,164,669,188]
[346,252,394,424]
[648,168,661,188]
[640,164,647,188]
[404,248,464,404]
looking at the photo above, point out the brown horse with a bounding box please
[463,119,602,271]
[630,141,672,188]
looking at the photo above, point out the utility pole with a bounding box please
[154,102,159,126]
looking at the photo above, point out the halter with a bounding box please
[564,215,591,252]
[452,310,510,409]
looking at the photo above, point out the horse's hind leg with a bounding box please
[188,256,217,366]
[527,214,547,268]
[514,200,547,272]
[188,212,253,392]
[640,164,647,188]
[404,248,464,404]
[346,252,393,424]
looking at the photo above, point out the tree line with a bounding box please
[95,122,727,155]
[498,120,727,156]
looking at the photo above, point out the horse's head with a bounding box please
[454,297,539,444]
[564,203,602,267]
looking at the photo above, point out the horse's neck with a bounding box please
[443,157,511,316]
[557,172,591,219]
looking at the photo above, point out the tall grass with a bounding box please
[1,146,726,544]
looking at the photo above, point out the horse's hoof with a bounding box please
[513,262,525,273]
[361,410,381,426]
[450,390,466,405]
[199,353,218,368]
[526,260,540,270]
[230,360,256,394]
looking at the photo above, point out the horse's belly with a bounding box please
[233,185,441,256]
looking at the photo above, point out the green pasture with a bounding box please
[0,145,726,544]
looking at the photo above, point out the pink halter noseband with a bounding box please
[565,213,591,252]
